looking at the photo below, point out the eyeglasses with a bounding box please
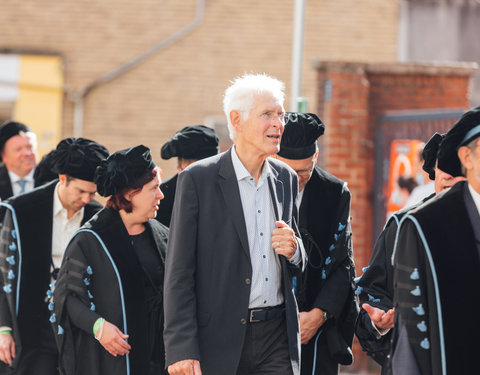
[259,111,288,123]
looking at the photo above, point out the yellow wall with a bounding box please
[14,55,63,158]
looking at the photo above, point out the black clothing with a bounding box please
[392,181,480,374]
[52,208,168,375]
[355,194,433,371]
[155,174,177,227]
[296,166,358,375]
[0,180,102,373]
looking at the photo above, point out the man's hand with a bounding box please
[362,303,395,331]
[168,359,202,375]
[272,220,297,260]
[0,333,15,366]
[99,321,131,357]
[300,308,326,344]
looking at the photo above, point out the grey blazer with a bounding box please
[163,148,304,375]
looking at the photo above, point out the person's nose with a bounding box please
[157,188,164,200]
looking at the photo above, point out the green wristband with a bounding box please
[93,317,104,336]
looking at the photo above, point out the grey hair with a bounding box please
[223,73,285,140]
[461,137,479,176]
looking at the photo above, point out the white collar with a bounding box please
[231,146,271,183]
[8,168,35,183]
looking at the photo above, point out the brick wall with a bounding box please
[0,0,399,178]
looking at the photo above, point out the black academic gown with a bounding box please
[296,166,358,375]
[355,194,434,372]
[391,181,480,375]
[0,165,41,201]
[52,208,168,375]
[155,174,177,227]
[0,180,102,373]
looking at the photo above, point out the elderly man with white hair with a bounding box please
[164,73,305,375]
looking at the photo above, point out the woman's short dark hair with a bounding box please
[105,169,156,213]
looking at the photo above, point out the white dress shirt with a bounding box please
[468,183,480,215]
[51,183,84,269]
[8,169,35,196]
[231,147,288,309]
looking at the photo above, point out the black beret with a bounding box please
[278,112,325,160]
[51,138,109,182]
[437,107,480,177]
[422,133,445,181]
[94,145,156,197]
[161,125,219,160]
[33,150,58,185]
[0,121,32,160]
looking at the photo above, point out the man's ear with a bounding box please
[230,110,242,133]
[458,146,473,172]
[58,174,67,184]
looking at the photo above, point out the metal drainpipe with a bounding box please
[70,0,206,138]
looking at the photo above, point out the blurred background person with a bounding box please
[277,112,357,375]
[158,125,219,227]
[0,121,38,200]
[53,145,168,375]
[0,137,108,374]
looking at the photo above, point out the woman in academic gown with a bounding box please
[51,145,168,375]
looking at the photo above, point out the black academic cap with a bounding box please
[34,150,58,185]
[437,107,480,177]
[0,121,32,160]
[161,125,219,160]
[51,138,109,182]
[422,133,445,181]
[94,145,156,197]
[278,112,325,160]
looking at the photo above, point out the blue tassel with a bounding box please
[354,275,363,283]
[329,244,335,251]
[420,338,430,350]
[410,268,420,280]
[362,265,370,273]
[334,233,340,241]
[6,256,15,265]
[58,325,64,335]
[7,270,15,280]
[49,281,56,289]
[9,242,16,251]
[46,290,53,298]
[417,321,427,332]
[355,286,363,296]
[337,222,346,232]
[88,290,93,299]
[3,284,12,294]
[48,302,54,311]
[321,269,326,280]
[86,266,93,275]
[90,302,95,311]
[412,304,425,316]
[83,278,90,286]
[49,314,56,323]
[11,230,16,239]
[325,257,331,265]
[410,286,421,296]
[368,294,381,303]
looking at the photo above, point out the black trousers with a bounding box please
[236,316,293,375]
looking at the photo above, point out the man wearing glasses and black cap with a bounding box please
[158,125,219,227]
[0,121,38,201]
[392,107,480,374]
[276,112,357,375]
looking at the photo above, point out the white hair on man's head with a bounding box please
[223,73,285,140]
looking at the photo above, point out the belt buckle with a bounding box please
[249,308,263,323]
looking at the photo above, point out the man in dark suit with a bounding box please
[157,125,219,227]
[164,73,305,375]
[276,112,358,375]
[0,138,109,374]
[0,121,38,201]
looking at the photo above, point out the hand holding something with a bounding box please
[299,308,326,344]
[99,321,131,357]
[0,333,15,366]
[168,359,202,375]
[363,303,395,331]
[272,221,297,260]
